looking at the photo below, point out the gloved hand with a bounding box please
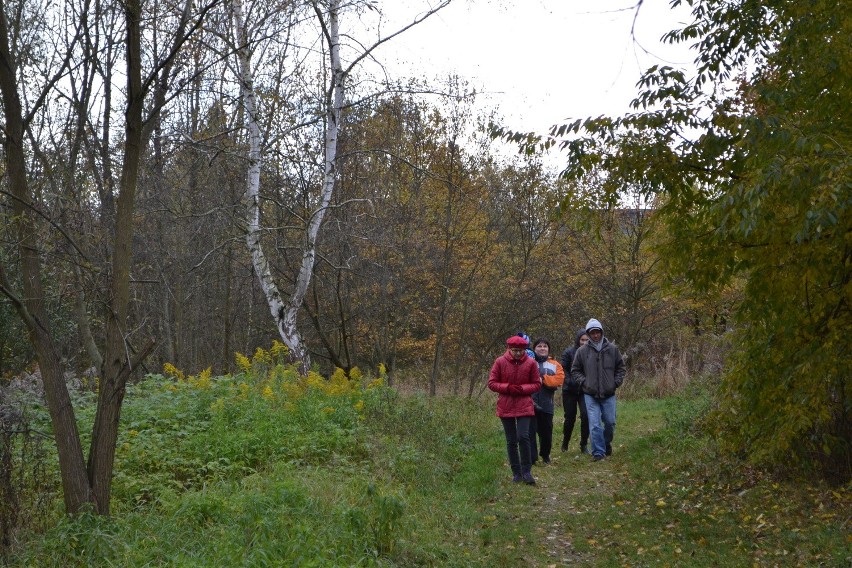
[509,384,524,395]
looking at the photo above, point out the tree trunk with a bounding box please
[221,251,233,374]
[73,264,103,373]
[87,0,145,514]
[234,0,346,373]
[0,8,92,513]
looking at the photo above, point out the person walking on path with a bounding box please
[488,335,542,484]
[529,338,565,465]
[570,318,626,462]
[560,328,590,454]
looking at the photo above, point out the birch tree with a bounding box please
[233,0,452,372]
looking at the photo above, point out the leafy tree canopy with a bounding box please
[498,0,851,480]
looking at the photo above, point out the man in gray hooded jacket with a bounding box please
[570,318,626,461]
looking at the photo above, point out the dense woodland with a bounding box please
[0,0,848,524]
[0,1,711,388]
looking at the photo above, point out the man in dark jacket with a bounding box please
[560,328,590,454]
[570,318,626,461]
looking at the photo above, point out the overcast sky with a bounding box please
[372,0,697,134]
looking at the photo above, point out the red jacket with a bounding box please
[488,351,541,418]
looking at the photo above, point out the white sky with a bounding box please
[371,0,697,135]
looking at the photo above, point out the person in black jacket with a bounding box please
[571,318,626,462]
[560,328,590,453]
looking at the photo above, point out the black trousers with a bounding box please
[500,416,533,475]
[562,390,589,449]
[530,409,554,462]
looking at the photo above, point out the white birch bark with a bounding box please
[232,0,311,369]
[236,0,453,372]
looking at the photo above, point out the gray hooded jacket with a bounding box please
[570,337,626,399]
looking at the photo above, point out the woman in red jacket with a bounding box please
[488,335,542,485]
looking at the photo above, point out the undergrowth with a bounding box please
[3,346,850,566]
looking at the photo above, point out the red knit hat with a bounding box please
[506,335,529,348]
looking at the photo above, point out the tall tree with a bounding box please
[542,0,850,479]
[233,0,452,372]
[0,0,92,513]
[0,0,216,513]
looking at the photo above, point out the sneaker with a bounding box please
[512,474,522,483]
[522,472,536,485]
[542,456,551,465]
[592,454,605,462]
[606,444,613,456]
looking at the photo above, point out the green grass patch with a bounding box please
[5,369,850,566]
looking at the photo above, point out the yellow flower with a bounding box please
[163,362,185,381]
[253,346,272,366]
[270,340,289,362]
[305,371,325,390]
[261,385,274,400]
[238,382,250,399]
[353,399,364,412]
[235,352,251,374]
[327,370,353,395]
[196,367,212,389]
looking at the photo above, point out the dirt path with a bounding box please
[490,402,666,566]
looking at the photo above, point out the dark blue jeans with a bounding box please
[584,394,616,458]
[500,416,533,475]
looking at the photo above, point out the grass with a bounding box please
[3,358,850,567]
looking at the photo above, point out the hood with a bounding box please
[585,318,603,334]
